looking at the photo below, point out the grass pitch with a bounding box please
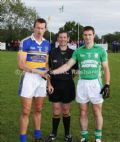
[0,51,120,142]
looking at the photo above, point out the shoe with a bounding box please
[34,138,44,142]
[80,138,89,142]
[95,139,101,142]
[44,134,56,142]
[65,135,73,142]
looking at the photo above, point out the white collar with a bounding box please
[31,34,45,45]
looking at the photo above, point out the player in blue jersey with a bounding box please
[18,18,51,142]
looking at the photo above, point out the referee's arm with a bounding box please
[52,58,76,75]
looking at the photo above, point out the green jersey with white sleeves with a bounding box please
[72,44,107,79]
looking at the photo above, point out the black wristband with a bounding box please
[48,70,53,75]
[105,84,110,88]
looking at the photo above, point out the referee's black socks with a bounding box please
[63,115,71,136]
[52,117,60,136]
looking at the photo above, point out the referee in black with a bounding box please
[45,30,77,142]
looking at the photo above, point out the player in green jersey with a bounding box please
[48,26,110,142]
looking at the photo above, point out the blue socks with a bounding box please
[20,134,27,142]
[20,130,41,142]
[34,130,41,139]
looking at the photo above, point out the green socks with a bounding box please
[95,129,102,140]
[81,129,102,140]
[81,130,89,140]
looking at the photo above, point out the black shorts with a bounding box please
[48,79,75,103]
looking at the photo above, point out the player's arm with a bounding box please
[46,54,54,94]
[18,52,31,72]
[101,61,110,99]
[18,53,48,76]
[102,61,110,85]
[71,61,79,78]
[52,58,76,74]
[47,76,54,94]
[46,55,49,69]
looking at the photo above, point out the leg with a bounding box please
[20,97,32,142]
[62,103,71,136]
[92,103,103,141]
[33,97,45,139]
[62,103,74,142]
[33,97,45,130]
[79,103,89,141]
[51,102,62,136]
[80,103,89,130]
[45,102,61,142]
[92,103,103,130]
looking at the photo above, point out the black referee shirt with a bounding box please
[49,47,77,81]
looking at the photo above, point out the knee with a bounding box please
[93,107,102,119]
[53,106,61,116]
[34,107,43,114]
[80,109,87,117]
[62,105,70,116]
[63,113,70,117]
[22,108,31,117]
[53,114,61,118]
[94,108,102,117]
[63,109,70,117]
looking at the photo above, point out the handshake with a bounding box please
[41,70,54,80]
[47,70,54,76]
[100,84,110,99]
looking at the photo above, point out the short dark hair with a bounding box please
[83,26,95,34]
[34,18,47,28]
[57,30,69,37]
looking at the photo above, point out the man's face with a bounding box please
[57,33,69,46]
[83,30,95,45]
[34,22,46,37]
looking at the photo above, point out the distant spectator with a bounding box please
[55,41,59,48]
[10,40,14,51]
[112,41,119,53]
[68,41,77,50]
[79,40,84,47]
[6,42,11,51]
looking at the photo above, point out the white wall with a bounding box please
[0,42,6,50]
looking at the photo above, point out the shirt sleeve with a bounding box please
[71,49,78,62]
[47,41,51,54]
[19,40,29,53]
[48,51,52,68]
[100,47,107,62]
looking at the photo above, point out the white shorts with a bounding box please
[18,72,47,98]
[76,79,103,104]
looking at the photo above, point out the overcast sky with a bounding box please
[22,0,120,38]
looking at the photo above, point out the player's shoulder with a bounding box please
[50,47,58,54]
[94,44,102,48]
[74,45,85,52]
[42,38,50,45]
[94,44,106,52]
[19,36,32,51]
[42,39,51,52]
[68,47,74,53]
[21,36,31,44]
[66,48,75,57]
[49,47,64,58]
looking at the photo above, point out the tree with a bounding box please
[59,21,100,43]
[0,0,39,42]
[59,21,83,41]
[102,32,120,44]
[44,30,55,43]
